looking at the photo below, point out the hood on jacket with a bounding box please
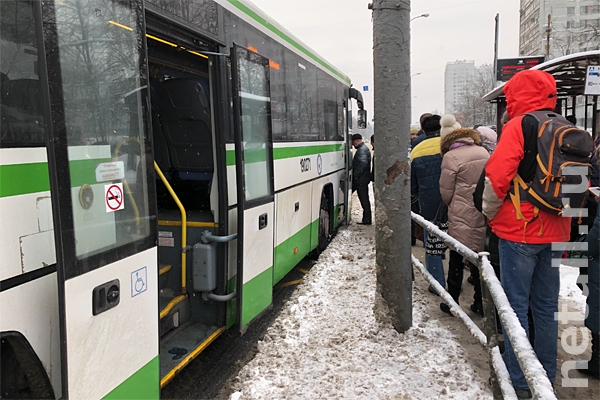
[476,126,497,154]
[440,128,481,156]
[503,69,557,118]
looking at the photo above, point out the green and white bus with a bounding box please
[0,0,366,398]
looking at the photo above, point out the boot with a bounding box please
[469,263,484,317]
[440,290,460,315]
[441,251,462,315]
[578,332,600,380]
[470,302,484,317]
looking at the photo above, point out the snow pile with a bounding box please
[228,220,493,399]
[559,264,587,312]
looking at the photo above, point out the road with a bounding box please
[160,257,316,399]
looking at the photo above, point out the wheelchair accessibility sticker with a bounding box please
[131,266,147,297]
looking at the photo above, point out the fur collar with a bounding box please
[440,128,482,156]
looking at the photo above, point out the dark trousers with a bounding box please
[447,250,482,306]
[411,197,421,244]
[353,184,371,223]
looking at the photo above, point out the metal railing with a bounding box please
[411,212,557,400]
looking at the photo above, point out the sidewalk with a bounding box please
[225,194,493,399]
[224,192,599,399]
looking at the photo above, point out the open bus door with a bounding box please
[44,1,159,398]
[230,44,275,332]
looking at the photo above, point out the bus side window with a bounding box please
[0,1,46,148]
[52,1,155,261]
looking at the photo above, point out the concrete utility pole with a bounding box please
[546,14,552,58]
[369,0,412,332]
[493,14,499,90]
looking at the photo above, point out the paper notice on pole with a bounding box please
[584,65,600,95]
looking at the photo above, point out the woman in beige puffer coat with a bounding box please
[438,122,489,315]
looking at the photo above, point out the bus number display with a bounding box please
[300,157,311,173]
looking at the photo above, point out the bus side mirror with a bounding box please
[357,110,367,129]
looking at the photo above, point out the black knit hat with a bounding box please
[421,115,441,134]
[351,133,362,141]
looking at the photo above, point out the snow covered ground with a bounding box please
[225,193,592,399]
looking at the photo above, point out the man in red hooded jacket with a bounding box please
[482,69,571,397]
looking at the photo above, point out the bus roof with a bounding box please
[216,0,352,85]
[482,50,600,102]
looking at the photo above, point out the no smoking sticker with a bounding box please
[105,183,124,212]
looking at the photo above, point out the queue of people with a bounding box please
[405,69,599,398]
[420,70,600,398]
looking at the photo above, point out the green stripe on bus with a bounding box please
[0,162,50,198]
[226,150,236,167]
[103,356,159,399]
[244,148,267,164]
[226,0,350,84]
[273,144,343,160]
[70,158,111,187]
[0,158,118,198]
[273,222,313,284]
[226,275,237,329]
[226,144,344,166]
[241,267,273,327]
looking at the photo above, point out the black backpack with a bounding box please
[508,110,593,222]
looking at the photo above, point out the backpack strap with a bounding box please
[509,175,545,240]
[505,112,558,239]
[509,175,540,222]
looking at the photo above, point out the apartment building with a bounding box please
[444,60,476,115]
[520,0,600,59]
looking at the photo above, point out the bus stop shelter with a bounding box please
[482,50,600,139]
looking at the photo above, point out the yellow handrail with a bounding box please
[159,294,188,319]
[154,161,187,292]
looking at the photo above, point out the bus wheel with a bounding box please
[317,192,331,254]
[1,332,54,399]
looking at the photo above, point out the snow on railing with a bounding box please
[411,255,486,346]
[411,255,517,400]
[411,212,557,400]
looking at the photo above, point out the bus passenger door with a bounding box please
[44,1,159,398]
[231,44,275,331]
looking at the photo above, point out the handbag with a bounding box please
[425,202,448,256]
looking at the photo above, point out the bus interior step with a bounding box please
[159,289,190,337]
[160,322,225,388]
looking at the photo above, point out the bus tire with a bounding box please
[1,332,54,399]
[317,191,332,255]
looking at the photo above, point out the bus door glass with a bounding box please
[231,44,275,330]
[343,101,351,226]
[44,1,158,398]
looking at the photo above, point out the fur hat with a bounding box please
[440,114,461,138]
[351,133,362,141]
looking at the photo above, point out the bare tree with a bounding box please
[452,64,496,128]
[552,21,600,56]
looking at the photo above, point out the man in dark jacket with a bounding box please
[411,112,433,148]
[410,115,445,289]
[370,135,375,182]
[352,133,372,225]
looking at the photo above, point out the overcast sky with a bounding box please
[249,0,520,124]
